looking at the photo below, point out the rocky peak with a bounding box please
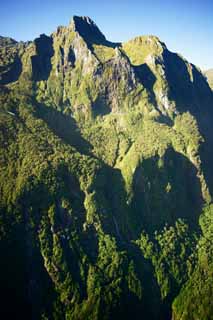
[70,15,107,45]
[0,36,18,47]
[1,16,212,119]
[132,35,166,49]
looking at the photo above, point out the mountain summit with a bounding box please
[71,16,107,44]
[0,16,213,320]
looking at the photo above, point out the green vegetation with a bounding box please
[172,205,213,320]
[92,44,115,63]
[0,16,213,320]
[136,219,197,299]
[122,35,165,66]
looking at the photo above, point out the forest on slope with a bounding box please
[0,16,213,320]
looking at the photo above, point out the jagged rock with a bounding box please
[0,16,213,320]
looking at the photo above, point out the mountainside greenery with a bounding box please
[0,16,213,320]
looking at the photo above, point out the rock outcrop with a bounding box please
[0,16,213,320]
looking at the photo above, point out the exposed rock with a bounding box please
[0,16,213,320]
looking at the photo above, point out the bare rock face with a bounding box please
[1,16,212,120]
[0,18,213,320]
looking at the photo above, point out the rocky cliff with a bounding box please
[0,16,213,320]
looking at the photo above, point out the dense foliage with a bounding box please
[0,16,213,320]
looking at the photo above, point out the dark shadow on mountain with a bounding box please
[31,34,54,81]
[0,54,22,85]
[99,166,132,240]
[107,242,167,320]
[92,94,112,116]
[91,162,172,319]
[155,114,173,126]
[163,49,213,112]
[53,165,89,299]
[134,64,156,91]
[19,164,89,305]
[73,16,120,49]
[0,209,31,320]
[124,241,170,320]
[35,102,93,156]
[1,142,187,319]
[55,164,87,231]
[0,157,89,318]
[130,147,203,234]
[133,63,158,107]
[163,50,194,110]
[163,49,213,195]
[0,198,64,320]
[72,162,167,319]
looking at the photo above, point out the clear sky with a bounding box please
[0,0,212,70]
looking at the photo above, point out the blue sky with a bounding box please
[0,0,212,70]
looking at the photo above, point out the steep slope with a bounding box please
[0,16,213,320]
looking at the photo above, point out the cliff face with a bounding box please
[0,16,213,320]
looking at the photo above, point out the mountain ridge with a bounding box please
[0,16,213,320]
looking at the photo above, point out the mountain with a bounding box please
[0,16,213,320]
[205,69,213,90]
